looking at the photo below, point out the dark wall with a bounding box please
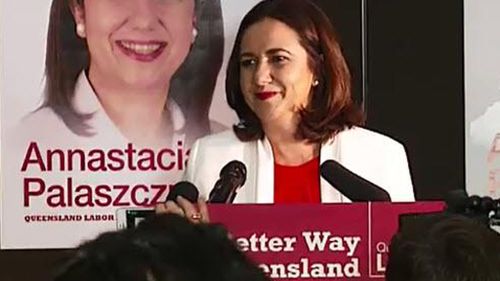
[313,0,363,104]
[316,0,464,199]
[364,0,464,199]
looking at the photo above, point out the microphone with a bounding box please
[320,159,391,202]
[208,160,247,203]
[166,181,199,203]
[445,189,469,213]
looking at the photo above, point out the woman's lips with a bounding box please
[255,91,278,101]
[116,40,167,62]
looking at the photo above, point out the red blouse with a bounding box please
[274,157,321,203]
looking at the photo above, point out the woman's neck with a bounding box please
[88,72,171,147]
[263,116,320,166]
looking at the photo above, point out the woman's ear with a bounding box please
[69,0,86,38]
[191,16,198,43]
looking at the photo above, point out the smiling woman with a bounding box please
[0,0,225,249]
[238,18,317,129]
[160,0,415,218]
[66,0,196,145]
[72,0,195,91]
[38,0,223,147]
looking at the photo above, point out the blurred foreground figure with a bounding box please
[53,214,268,281]
[386,213,500,281]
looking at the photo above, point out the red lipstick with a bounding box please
[255,91,278,100]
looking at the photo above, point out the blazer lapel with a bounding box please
[255,137,275,203]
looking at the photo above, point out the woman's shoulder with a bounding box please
[335,127,414,202]
[12,107,76,146]
[21,107,70,133]
[209,119,229,134]
[21,107,62,125]
[185,130,250,183]
[195,129,247,149]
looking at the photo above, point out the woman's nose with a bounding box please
[129,0,159,31]
[253,63,273,86]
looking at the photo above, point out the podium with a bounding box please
[209,202,444,280]
[0,202,444,281]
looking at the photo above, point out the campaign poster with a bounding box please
[0,0,261,249]
[465,0,500,198]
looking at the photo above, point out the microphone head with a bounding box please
[220,160,247,187]
[445,189,469,213]
[166,181,199,203]
[480,196,495,213]
[320,159,391,202]
[494,199,500,212]
[467,195,482,212]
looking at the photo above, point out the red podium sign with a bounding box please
[209,202,444,280]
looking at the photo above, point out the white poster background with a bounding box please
[0,0,260,249]
[465,0,500,197]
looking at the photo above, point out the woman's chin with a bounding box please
[256,111,284,125]
[120,74,170,91]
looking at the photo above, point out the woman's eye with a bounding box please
[271,55,288,64]
[240,59,256,68]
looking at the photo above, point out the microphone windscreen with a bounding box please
[208,160,247,203]
[220,160,247,186]
[445,189,469,213]
[166,181,199,203]
[320,160,391,202]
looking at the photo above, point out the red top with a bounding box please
[274,157,321,203]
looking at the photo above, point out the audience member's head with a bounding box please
[53,214,268,281]
[386,213,500,281]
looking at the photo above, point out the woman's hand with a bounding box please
[155,197,210,224]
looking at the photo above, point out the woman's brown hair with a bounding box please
[226,0,364,144]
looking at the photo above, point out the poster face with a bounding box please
[465,0,500,198]
[0,0,260,249]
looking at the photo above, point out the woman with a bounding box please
[1,0,225,248]
[23,0,224,148]
[165,0,414,221]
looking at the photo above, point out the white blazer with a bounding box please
[184,127,415,203]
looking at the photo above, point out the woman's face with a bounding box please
[72,0,195,91]
[239,18,315,125]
